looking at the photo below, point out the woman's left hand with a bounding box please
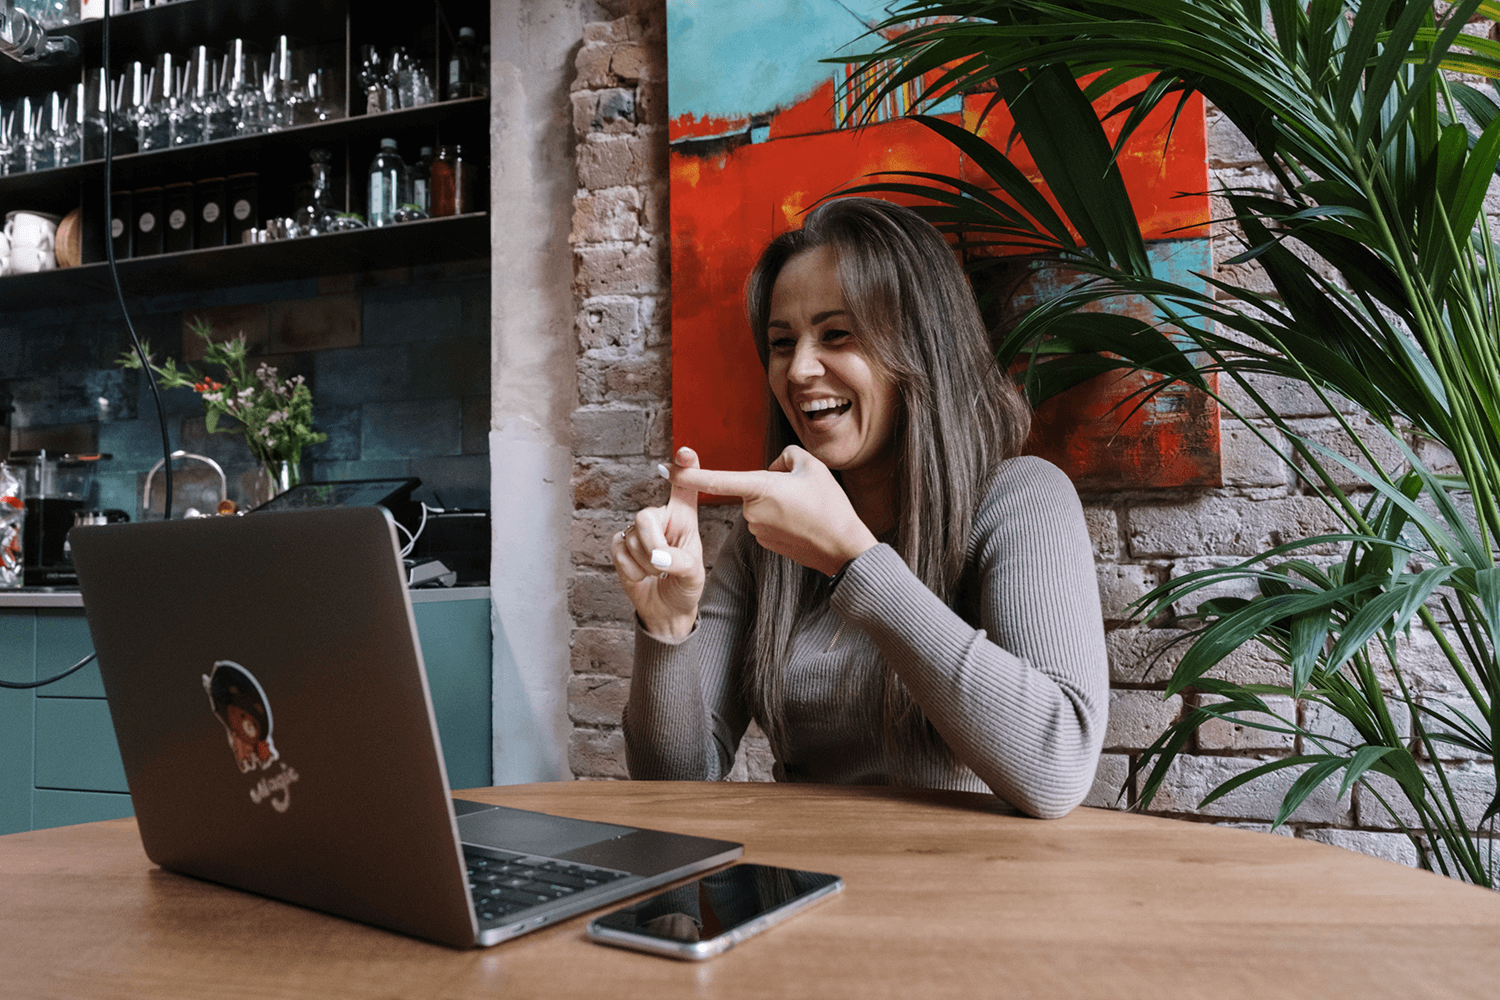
[669,445,878,575]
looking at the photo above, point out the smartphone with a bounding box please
[586,863,843,960]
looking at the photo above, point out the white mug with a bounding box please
[0,230,10,277]
[5,210,60,250]
[4,211,59,274]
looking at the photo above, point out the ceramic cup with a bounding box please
[0,230,11,277]
[3,210,60,273]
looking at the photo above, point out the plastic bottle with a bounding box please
[367,138,406,227]
[411,146,434,214]
[448,27,484,100]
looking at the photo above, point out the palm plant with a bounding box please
[838,0,1500,883]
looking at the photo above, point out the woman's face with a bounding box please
[766,246,899,478]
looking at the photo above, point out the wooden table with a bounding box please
[3,781,1497,999]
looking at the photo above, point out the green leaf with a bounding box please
[1197,755,1330,807]
[1273,757,1349,829]
[1288,607,1332,695]
[1337,745,1400,800]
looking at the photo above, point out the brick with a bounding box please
[572,43,617,91]
[639,295,666,348]
[578,134,661,189]
[610,43,651,83]
[1082,753,1132,809]
[1083,506,1118,559]
[1128,495,1342,558]
[1217,370,1357,419]
[1356,760,1496,830]
[569,727,628,779]
[1301,698,1410,755]
[698,505,740,570]
[1206,109,1260,168]
[571,187,643,244]
[568,674,630,726]
[636,77,665,129]
[572,510,629,568]
[183,303,269,360]
[1145,754,1355,825]
[1196,694,1297,751]
[1096,563,1158,622]
[569,568,636,624]
[1167,555,1276,616]
[578,296,643,350]
[363,287,462,345]
[1104,690,1182,751]
[726,726,775,782]
[1300,828,1420,867]
[573,406,647,456]
[571,626,634,677]
[603,352,669,400]
[1219,421,1290,488]
[645,406,671,457]
[268,294,361,353]
[1287,415,1409,492]
[1411,434,1461,476]
[575,242,664,297]
[1213,821,1294,836]
[1372,626,1473,695]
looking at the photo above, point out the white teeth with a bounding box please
[800,397,850,413]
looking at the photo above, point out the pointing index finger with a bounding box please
[671,465,772,500]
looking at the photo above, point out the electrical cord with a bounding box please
[2,9,174,694]
[104,5,174,521]
[0,651,96,689]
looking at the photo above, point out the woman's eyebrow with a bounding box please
[768,310,848,329]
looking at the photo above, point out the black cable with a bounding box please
[0,652,96,689]
[103,4,173,520]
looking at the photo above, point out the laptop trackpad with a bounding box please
[454,801,634,857]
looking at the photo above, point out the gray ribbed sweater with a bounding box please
[623,455,1109,819]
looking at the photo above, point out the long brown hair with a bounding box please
[741,197,1031,764]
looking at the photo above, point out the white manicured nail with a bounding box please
[657,463,670,479]
[650,549,672,569]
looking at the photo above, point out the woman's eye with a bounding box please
[768,336,795,352]
[822,328,852,344]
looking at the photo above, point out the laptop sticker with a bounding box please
[203,660,300,812]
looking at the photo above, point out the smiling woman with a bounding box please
[613,198,1109,819]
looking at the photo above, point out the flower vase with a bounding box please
[252,460,298,508]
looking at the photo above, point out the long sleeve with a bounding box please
[830,456,1108,818]
[622,525,756,781]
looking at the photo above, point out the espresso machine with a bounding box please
[9,450,124,587]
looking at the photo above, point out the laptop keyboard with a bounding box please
[464,850,630,924]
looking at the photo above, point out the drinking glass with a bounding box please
[0,108,18,176]
[188,46,231,143]
[21,95,53,172]
[49,88,79,167]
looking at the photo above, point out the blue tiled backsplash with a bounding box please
[1,264,490,519]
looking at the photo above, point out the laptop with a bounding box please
[69,506,742,949]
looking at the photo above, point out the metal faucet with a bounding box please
[142,451,228,517]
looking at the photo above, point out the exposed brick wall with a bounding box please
[565,4,1493,865]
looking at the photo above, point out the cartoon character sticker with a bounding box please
[203,660,299,812]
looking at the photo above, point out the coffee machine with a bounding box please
[9,450,121,587]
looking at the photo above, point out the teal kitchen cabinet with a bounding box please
[0,589,492,834]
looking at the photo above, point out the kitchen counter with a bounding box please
[0,586,491,608]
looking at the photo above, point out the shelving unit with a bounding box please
[0,0,490,296]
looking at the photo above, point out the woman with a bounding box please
[612,198,1107,819]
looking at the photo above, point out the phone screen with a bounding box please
[590,863,841,946]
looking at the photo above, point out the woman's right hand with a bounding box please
[612,446,706,641]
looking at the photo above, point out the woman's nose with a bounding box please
[788,340,823,381]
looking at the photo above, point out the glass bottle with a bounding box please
[297,147,340,236]
[383,47,406,111]
[367,138,405,227]
[410,146,433,214]
[430,144,455,217]
[358,44,385,114]
[447,27,484,100]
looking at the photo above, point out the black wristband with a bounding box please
[827,557,856,595]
